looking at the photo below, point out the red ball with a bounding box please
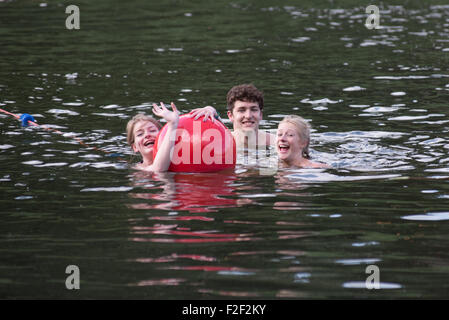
[153,114,236,172]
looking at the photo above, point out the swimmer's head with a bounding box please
[227,84,264,132]
[126,113,162,147]
[278,115,311,159]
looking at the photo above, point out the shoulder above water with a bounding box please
[306,161,331,169]
[279,158,331,169]
[134,163,154,172]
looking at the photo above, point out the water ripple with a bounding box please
[401,212,449,221]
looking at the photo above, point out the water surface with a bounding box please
[1,0,449,299]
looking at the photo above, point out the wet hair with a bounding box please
[226,84,264,112]
[126,113,162,146]
[279,115,311,159]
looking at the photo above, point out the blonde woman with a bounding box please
[276,115,329,168]
[126,102,179,172]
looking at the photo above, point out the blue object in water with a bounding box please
[106,153,124,158]
[20,113,36,127]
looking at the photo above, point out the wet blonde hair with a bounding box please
[279,115,311,159]
[126,113,162,146]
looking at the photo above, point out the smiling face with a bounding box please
[276,122,306,164]
[227,100,263,132]
[132,120,160,162]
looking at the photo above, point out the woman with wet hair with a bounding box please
[126,102,179,172]
[276,115,329,168]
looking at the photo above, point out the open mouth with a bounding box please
[144,140,155,147]
[242,121,255,126]
[278,144,290,153]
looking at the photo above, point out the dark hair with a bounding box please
[226,84,264,112]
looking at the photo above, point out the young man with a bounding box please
[189,84,276,149]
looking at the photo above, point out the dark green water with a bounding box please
[1,0,449,299]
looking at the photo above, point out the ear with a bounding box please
[227,110,234,122]
[132,143,138,153]
[299,140,309,155]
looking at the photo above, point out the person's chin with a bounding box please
[278,152,292,162]
[239,124,257,132]
[142,148,154,159]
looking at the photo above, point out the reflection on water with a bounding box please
[1,0,449,299]
[128,170,264,244]
[128,170,247,213]
[127,171,259,245]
